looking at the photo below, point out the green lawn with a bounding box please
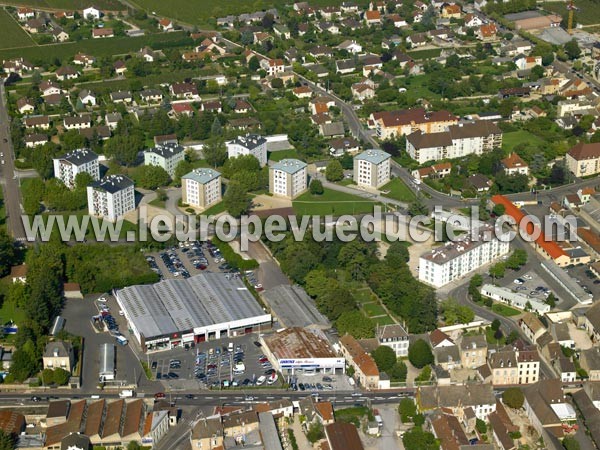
[0,8,36,50]
[542,0,600,25]
[407,48,443,60]
[352,288,374,305]
[268,149,301,162]
[374,315,396,326]
[292,188,378,216]
[200,201,226,217]
[491,303,521,317]
[502,130,546,152]
[363,303,387,317]
[381,178,416,203]
[0,299,27,327]
[0,31,190,63]
[130,0,346,26]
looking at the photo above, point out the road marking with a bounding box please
[204,396,213,399]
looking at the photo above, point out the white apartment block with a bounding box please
[144,143,186,177]
[268,159,308,199]
[353,149,391,188]
[406,121,503,164]
[419,226,510,288]
[52,148,100,189]
[181,168,222,209]
[226,134,267,167]
[87,175,135,222]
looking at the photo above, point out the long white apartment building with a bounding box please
[269,158,307,199]
[353,149,391,188]
[144,143,186,177]
[419,225,510,288]
[52,148,100,189]
[87,175,135,222]
[181,168,222,209]
[226,134,267,167]
[406,120,503,164]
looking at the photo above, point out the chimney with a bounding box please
[53,348,59,357]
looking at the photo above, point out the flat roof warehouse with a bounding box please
[115,273,271,352]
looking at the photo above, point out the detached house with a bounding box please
[502,152,529,176]
[16,98,35,115]
[259,58,285,76]
[364,10,382,25]
[55,65,78,81]
[170,82,199,100]
[92,28,114,39]
[158,18,173,31]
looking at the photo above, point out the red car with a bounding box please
[258,357,269,363]
[154,392,166,400]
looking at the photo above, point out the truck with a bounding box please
[116,336,128,346]
[119,390,134,398]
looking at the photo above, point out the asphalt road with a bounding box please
[0,84,26,241]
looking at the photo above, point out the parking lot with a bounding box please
[148,333,279,390]
[564,264,600,299]
[501,270,558,306]
[145,240,225,280]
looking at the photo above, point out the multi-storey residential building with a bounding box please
[181,168,222,209]
[226,134,268,167]
[339,334,380,390]
[52,148,100,189]
[566,142,600,177]
[519,312,546,342]
[269,159,307,199]
[458,335,487,369]
[87,175,135,222]
[405,121,503,164]
[376,324,409,357]
[419,225,510,288]
[42,341,74,372]
[487,347,540,385]
[353,149,391,188]
[517,347,541,385]
[371,108,458,140]
[144,143,186,177]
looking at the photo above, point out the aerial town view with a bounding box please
[1,0,600,449]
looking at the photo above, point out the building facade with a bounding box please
[353,149,391,188]
[376,324,409,357]
[566,142,600,177]
[144,144,186,177]
[87,175,135,222]
[53,148,100,189]
[181,168,222,209]
[268,159,308,199]
[226,134,267,167]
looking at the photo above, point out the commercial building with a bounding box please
[418,226,510,288]
[353,149,391,188]
[566,142,600,177]
[53,148,100,189]
[480,284,551,314]
[87,175,135,222]
[144,143,186,177]
[226,134,267,167]
[371,108,458,140]
[268,159,308,199]
[181,168,222,209]
[339,334,380,390]
[405,121,503,164]
[115,273,272,352]
[260,327,344,375]
[540,260,592,305]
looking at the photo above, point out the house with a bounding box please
[52,27,70,42]
[2,58,33,76]
[324,422,364,450]
[337,39,362,54]
[309,45,334,58]
[17,7,35,21]
[468,174,492,192]
[43,341,74,372]
[352,82,376,101]
[170,103,194,118]
[329,137,360,157]
[566,142,600,177]
[63,115,92,130]
[24,115,50,130]
[292,86,312,99]
[92,28,114,38]
[458,335,487,369]
[105,113,122,130]
[523,379,575,439]
[259,58,285,76]
[201,100,222,113]
[140,89,163,104]
[339,334,380,390]
[170,82,199,100]
[477,23,497,40]
[407,33,427,47]
[16,98,35,114]
[233,99,252,114]
[319,122,345,138]
[387,13,408,28]
[411,162,452,181]
[110,90,133,103]
[435,345,461,371]
[40,81,62,99]
[430,413,469,450]
[78,89,96,107]
[316,21,339,34]
[55,65,78,81]
[465,13,484,27]
[441,3,462,19]
[10,264,28,283]
[518,312,546,342]
[365,10,382,25]
[113,60,127,76]
[581,348,600,380]
[158,18,173,31]
[190,417,223,450]
[139,47,155,62]
[73,53,96,67]
[417,384,496,420]
[25,133,48,148]
[83,6,101,20]
[273,23,291,39]
[514,55,542,71]
[502,152,529,175]
[25,18,46,33]
[336,59,356,74]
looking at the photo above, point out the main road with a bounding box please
[0,84,27,241]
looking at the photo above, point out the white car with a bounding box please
[98,297,107,303]
[118,310,125,316]
[266,374,278,385]
[255,375,266,386]
[513,279,523,285]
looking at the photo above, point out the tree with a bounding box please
[441,299,475,325]
[408,193,428,216]
[546,293,557,308]
[0,230,15,278]
[505,249,527,270]
[127,442,142,450]
[476,418,487,434]
[223,181,249,217]
[0,430,15,450]
[390,360,407,382]
[309,179,324,195]
[399,398,417,423]
[53,368,71,385]
[489,262,506,279]
[271,78,284,89]
[248,56,260,71]
[491,319,501,331]
[372,346,397,373]
[325,160,344,182]
[492,203,505,216]
[203,139,227,167]
[336,310,375,339]
[306,422,324,443]
[415,365,432,383]
[402,426,440,450]
[506,329,520,344]
[503,387,524,409]
[136,165,170,189]
[564,39,581,60]
[408,339,433,369]
[562,436,580,450]
[385,241,409,266]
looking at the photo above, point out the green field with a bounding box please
[543,0,600,26]
[292,188,378,216]
[268,149,302,162]
[0,8,36,49]
[0,31,190,63]
[129,0,353,25]
[374,315,396,325]
[407,48,443,60]
[3,0,122,9]
[0,297,27,327]
[381,178,416,203]
[491,303,521,317]
[363,302,387,317]
[502,130,546,152]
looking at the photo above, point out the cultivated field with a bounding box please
[3,0,123,10]
[0,8,36,49]
[542,0,600,26]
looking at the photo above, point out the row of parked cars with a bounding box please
[159,251,191,278]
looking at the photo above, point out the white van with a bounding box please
[256,375,266,386]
